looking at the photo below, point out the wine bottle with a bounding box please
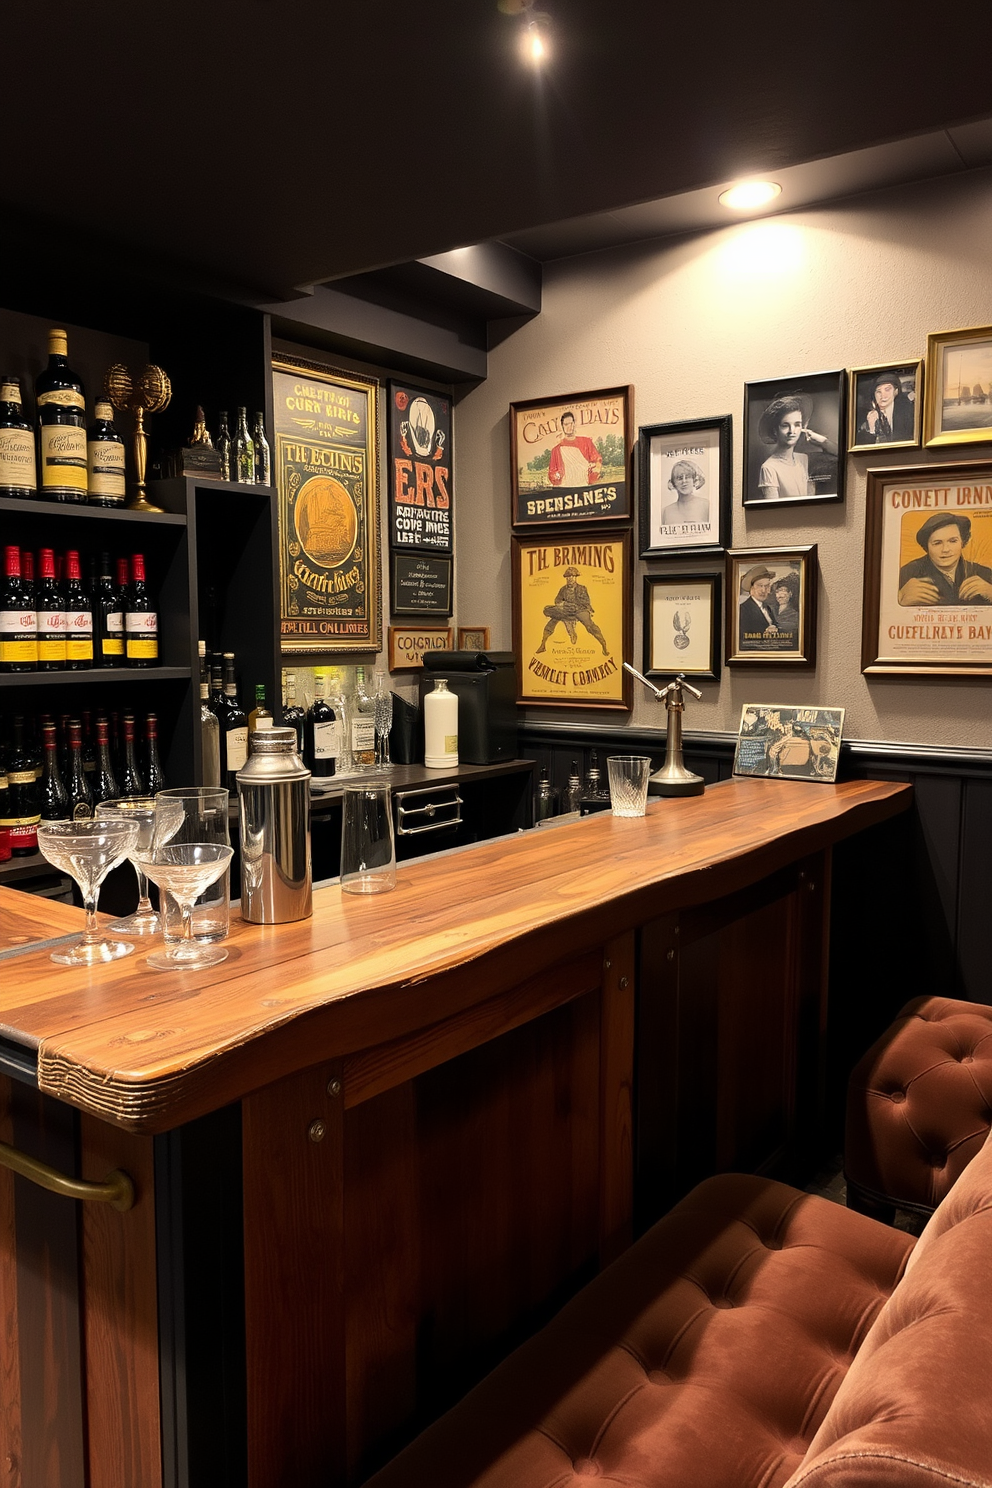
[0,764,10,863]
[4,716,41,853]
[0,377,37,498]
[216,411,232,481]
[91,716,119,805]
[209,652,228,779]
[87,399,126,508]
[221,653,248,789]
[304,672,340,777]
[119,714,145,797]
[253,412,271,485]
[94,552,124,666]
[80,709,96,776]
[63,549,94,669]
[65,720,94,820]
[233,407,255,484]
[351,664,376,767]
[125,553,158,666]
[36,547,67,670]
[144,713,166,793]
[39,720,70,821]
[282,671,305,756]
[21,549,35,614]
[199,642,221,787]
[248,683,272,734]
[0,546,37,672]
[35,328,87,503]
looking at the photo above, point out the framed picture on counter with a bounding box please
[849,361,922,452]
[638,415,731,558]
[512,527,632,709]
[272,354,381,653]
[643,572,721,681]
[924,325,992,447]
[390,552,453,616]
[733,705,845,782]
[726,546,817,666]
[387,381,453,552]
[861,459,992,676]
[743,370,845,507]
[510,385,633,528]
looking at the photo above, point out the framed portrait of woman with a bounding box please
[849,361,922,453]
[725,545,817,666]
[743,370,846,507]
[637,415,731,558]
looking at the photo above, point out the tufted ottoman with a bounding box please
[845,994,992,1221]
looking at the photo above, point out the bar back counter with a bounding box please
[0,776,910,1488]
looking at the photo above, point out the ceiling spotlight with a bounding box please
[718,180,782,212]
[526,19,547,62]
[500,0,552,64]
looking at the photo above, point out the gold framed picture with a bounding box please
[457,626,490,650]
[272,354,381,653]
[848,361,922,453]
[924,326,992,447]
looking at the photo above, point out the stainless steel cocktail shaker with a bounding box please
[237,727,312,923]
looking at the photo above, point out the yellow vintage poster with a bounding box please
[272,356,380,652]
[513,530,631,709]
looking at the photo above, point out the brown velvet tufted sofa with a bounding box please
[364,1128,992,1488]
[845,995,992,1220]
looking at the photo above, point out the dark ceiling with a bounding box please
[7,1,992,298]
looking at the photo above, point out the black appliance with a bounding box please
[419,651,517,764]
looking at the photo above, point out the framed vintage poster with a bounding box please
[643,573,721,681]
[848,361,922,453]
[725,546,817,666]
[861,460,992,676]
[638,415,731,558]
[457,626,490,650]
[387,625,452,670]
[512,528,632,710]
[387,381,452,552]
[272,355,380,653]
[924,326,992,447]
[733,705,845,782]
[390,553,453,616]
[743,370,846,507]
[510,386,633,528]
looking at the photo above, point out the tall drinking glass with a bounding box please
[155,787,230,944]
[96,796,180,935]
[37,818,140,965]
[140,844,234,971]
[340,783,396,893]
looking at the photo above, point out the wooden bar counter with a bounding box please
[0,776,910,1488]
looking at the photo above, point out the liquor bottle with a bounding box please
[216,411,232,481]
[57,712,72,780]
[253,412,271,485]
[144,714,166,793]
[125,553,158,666]
[424,677,458,769]
[119,714,145,797]
[248,683,272,734]
[36,547,67,670]
[282,671,305,756]
[35,328,87,503]
[91,717,119,805]
[63,550,94,669]
[80,709,96,776]
[351,665,376,767]
[565,759,583,814]
[4,716,41,853]
[0,377,37,498]
[39,720,70,820]
[199,642,221,787]
[87,400,126,507]
[304,672,339,778]
[0,546,37,672]
[535,767,560,822]
[233,407,255,484]
[94,552,124,666]
[66,720,94,820]
[221,653,248,789]
[21,549,35,614]
[0,763,10,863]
[209,652,228,779]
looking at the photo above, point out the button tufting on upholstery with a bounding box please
[931,1154,946,1168]
[572,1459,600,1477]
[890,1090,906,1103]
[711,1296,735,1309]
[647,1369,670,1386]
[962,1055,975,1064]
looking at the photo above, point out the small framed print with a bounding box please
[387,625,452,670]
[638,415,731,558]
[390,553,453,616]
[848,361,922,452]
[643,573,720,681]
[510,386,633,528]
[743,370,845,506]
[726,546,817,666]
[457,626,491,651]
[924,326,992,447]
[733,705,845,783]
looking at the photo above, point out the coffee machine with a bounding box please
[419,651,517,764]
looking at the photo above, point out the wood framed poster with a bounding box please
[272,355,381,653]
[387,380,452,553]
[509,386,633,528]
[512,527,632,710]
[387,625,452,670]
[390,553,453,616]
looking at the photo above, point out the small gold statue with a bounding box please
[188,406,213,448]
[104,362,173,512]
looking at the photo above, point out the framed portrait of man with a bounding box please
[861,460,992,675]
[509,386,633,528]
[638,415,731,558]
[849,361,922,453]
[743,370,846,507]
[725,546,817,666]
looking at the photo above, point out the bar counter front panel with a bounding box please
[0,776,911,1488]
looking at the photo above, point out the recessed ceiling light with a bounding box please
[718,180,782,211]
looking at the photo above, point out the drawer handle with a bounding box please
[0,1139,135,1212]
[397,795,464,820]
[396,813,464,838]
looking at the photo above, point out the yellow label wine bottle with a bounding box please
[0,379,37,497]
[35,328,88,503]
[87,399,126,506]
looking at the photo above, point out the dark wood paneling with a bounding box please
[0,1079,22,1488]
[599,934,635,1265]
[957,779,992,1000]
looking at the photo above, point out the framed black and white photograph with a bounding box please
[743,370,846,507]
[638,415,731,558]
[725,545,817,666]
[643,572,720,680]
[733,705,844,782]
[849,361,922,452]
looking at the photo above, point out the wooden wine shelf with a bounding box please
[0,495,186,526]
[0,667,191,687]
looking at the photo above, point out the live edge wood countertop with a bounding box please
[0,777,910,1134]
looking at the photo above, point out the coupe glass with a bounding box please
[95,796,183,935]
[155,787,230,943]
[139,843,234,971]
[36,818,141,966]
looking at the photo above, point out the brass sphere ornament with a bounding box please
[103,362,173,512]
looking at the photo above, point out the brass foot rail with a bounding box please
[0,1140,134,1211]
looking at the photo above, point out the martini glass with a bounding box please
[36,818,141,966]
[96,796,184,935]
[139,844,234,971]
